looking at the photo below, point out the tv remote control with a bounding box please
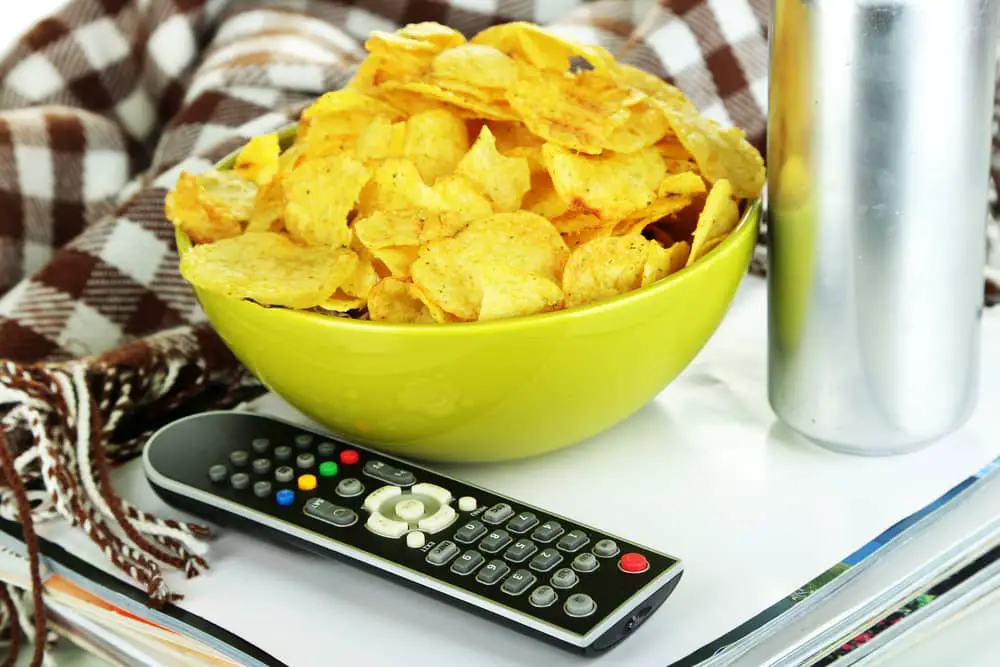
[143,412,684,656]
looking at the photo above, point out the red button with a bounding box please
[339,449,359,465]
[619,553,649,573]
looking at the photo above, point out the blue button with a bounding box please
[276,489,295,506]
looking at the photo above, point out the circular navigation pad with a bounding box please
[363,483,457,538]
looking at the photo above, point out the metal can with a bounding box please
[766,0,997,454]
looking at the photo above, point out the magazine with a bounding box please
[2,453,1000,666]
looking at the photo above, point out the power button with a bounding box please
[619,553,649,574]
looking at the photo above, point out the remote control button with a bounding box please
[619,552,649,573]
[363,485,402,514]
[253,481,272,497]
[296,453,315,470]
[418,505,457,534]
[550,567,578,589]
[506,511,540,534]
[229,450,249,467]
[317,442,336,458]
[394,498,426,521]
[454,520,488,544]
[208,465,227,483]
[411,483,452,505]
[450,550,485,575]
[426,540,460,565]
[304,498,357,527]
[564,593,597,618]
[479,529,513,553]
[476,559,510,585]
[252,458,272,475]
[274,446,292,462]
[501,569,536,596]
[529,585,558,608]
[251,438,270,454]
[557,530,590,553]
[483,503,515,525]
[531,521,564,543]
[458,496,477,512]
[406,531,426,549]
[231,472,250,490]
[571,553,599,573]
[364,460,416,487]
[295,434,313,449]
[529,548,563,572]
[339,449,359,465]
[276,489,295,506]
[319,461,338,477]
[366,512,409,538]
[593,539,620,558]
[298,475,317,491]
[336,478,364,497]
[504,539,538,563]
[275,466,294,483]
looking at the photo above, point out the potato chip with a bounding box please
[368,277,437,323]
[470,22,604,73]
[232,133,281,185]
[402,108,470,183]
[562,224,612,249]
[354,116,407,163]
[455,126,531,212]
[377,80,518,121]
[431,174,494,220]
[562,234,651,308]
[354,209,468,250]
[357,158,444,215]
[522,171,569,220]
[411,211,568,319]
[180,232,359,309]
[541,143,666,221]
[165,171,258,243]
[299,90,403,145]
[657,100,766,199]
[612,173,706,236]
[368,277,457,323]
[658,171,707,197]
[612,196,691,236]
[318,292,366,313]
[642,240,690,286]
[245,176,286,233]
[283,155,370,247]
[687,179,741,266]
[552,212,604,235]
[431,44,518,90]
[507,69,633,154]
[395,22,466,50]
[372,246,420,278]
[477,265,564,321]
[601,101,672,154]
[342,236,381,300]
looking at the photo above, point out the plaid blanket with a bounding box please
[0,0,996,664]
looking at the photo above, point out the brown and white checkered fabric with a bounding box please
[0,0,997,663]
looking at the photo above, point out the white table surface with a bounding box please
[0,0,1000,667]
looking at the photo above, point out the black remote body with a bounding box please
[142,412,684,656]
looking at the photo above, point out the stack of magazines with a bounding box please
[2,452,999,666]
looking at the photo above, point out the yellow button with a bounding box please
[298,475,317,491]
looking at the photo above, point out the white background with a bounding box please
[3,2,1000,666]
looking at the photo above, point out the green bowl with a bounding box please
[176,129,761,462]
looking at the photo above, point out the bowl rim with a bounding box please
[175,124,762,336]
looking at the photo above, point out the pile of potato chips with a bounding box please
[166,21,765,324]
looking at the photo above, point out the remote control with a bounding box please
[142,412,684,656]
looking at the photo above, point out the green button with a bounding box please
[319,461,338,477]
